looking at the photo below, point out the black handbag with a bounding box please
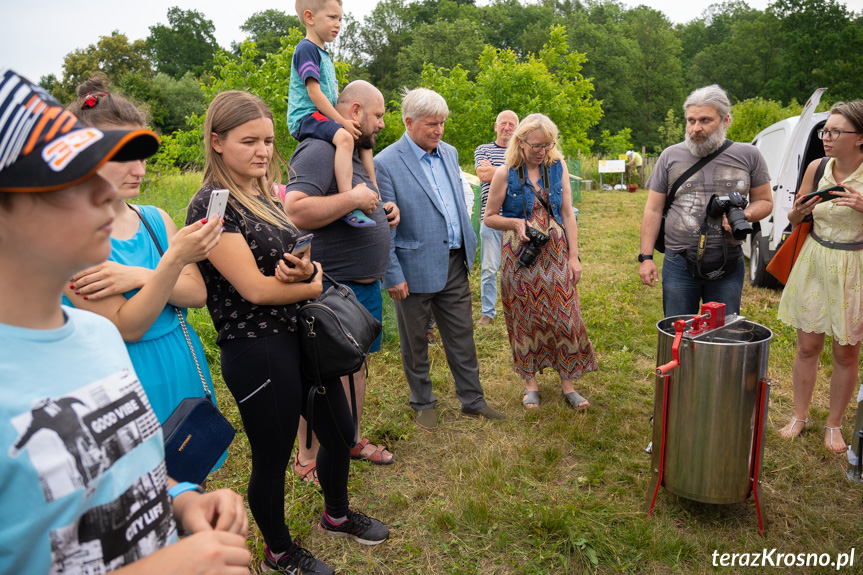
[131,204,235,484]
[297,271,382,448]
[297,271,382,381]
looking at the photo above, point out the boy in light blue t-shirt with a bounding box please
[289,0,377,227]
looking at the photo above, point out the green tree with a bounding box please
[766,0,863,103]
[353,0,416,101]
[147,7,220,78]
[685,5,782,102]
[53,32,152,104]
[656,108,684,153]
[726,97,803,142]
[599,128,633,157]
[622,7,684,151]
[153,31,319,171]
[420,25,603,161]
[233,9,302,61]
[39,74,58,93]
[139,73,207,134]
[396,18,486,85]
[563,3,640,148]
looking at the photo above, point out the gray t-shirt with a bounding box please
[287,139,391,282]
[647,141,770,253]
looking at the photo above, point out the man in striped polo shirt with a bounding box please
[474,110,519,326]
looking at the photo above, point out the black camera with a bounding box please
[517,226,551,267]
[706,192,752,240]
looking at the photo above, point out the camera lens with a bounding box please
[726,207,752,240]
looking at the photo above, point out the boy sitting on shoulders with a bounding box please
[289,0,378,227]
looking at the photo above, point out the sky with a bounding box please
[2,0,862,83]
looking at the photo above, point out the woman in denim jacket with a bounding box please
[485,114,598,410]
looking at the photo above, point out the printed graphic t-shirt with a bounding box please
[0,306,175,574]
[647,141,770,252]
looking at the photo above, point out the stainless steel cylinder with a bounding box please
[651,316,772,504]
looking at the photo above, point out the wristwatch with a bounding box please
[638,253,653,263]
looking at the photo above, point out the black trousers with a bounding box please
[220,330,353,552]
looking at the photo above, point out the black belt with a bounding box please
[810,229,863,251]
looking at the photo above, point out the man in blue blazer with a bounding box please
[375,88,506,431]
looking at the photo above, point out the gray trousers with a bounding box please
[394,249,487,412]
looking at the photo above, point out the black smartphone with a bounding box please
[801,184,843,204]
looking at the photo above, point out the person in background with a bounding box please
[475,110,519,327]
[187,90,388,575]
[626,149,643,185]
[0,67,249,575]
[777,100,863,453]
[62,77,227,480]
[484,113,597,410]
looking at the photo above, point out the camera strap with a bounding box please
[694,209,728,278]
[516,164,554,222]
[664,139,733,218]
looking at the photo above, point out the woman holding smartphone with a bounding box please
[63,77,227,465]
[777,100,863,452]
[186,90,387,575]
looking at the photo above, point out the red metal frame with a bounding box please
[748,378,770,536]
[646,372,671,516]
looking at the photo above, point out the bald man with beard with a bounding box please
[284,80,399,476]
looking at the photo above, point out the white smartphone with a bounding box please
[206,189,229,221]
[291,233,313,257]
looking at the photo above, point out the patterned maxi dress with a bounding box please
[778,158,863,345]
[500,188,598,379]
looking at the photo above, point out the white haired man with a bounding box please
[638,84,773,316]
[375,88,506,430]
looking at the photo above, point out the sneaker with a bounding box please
[319,509,389,546]
[476,314,494,326]
[261,543,334,575]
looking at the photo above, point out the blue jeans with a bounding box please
[479,222,502,318]
[661,250,745,317]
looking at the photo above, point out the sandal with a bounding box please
[825,425,847,453]
[778,417,809,439]
[293,453,319,484]
[341,209,376,228]
[522,390,540,408]
[350,438,396,465]
[562,390,589,411]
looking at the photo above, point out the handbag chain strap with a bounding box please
[129,203,211,398]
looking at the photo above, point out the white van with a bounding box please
[745,88,830,288]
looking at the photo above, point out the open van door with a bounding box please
[747,88,827,287]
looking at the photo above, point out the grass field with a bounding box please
[141,173,862,574]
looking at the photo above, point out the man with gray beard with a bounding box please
[638,84,773,316]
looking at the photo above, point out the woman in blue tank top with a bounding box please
[60,77,227,473]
